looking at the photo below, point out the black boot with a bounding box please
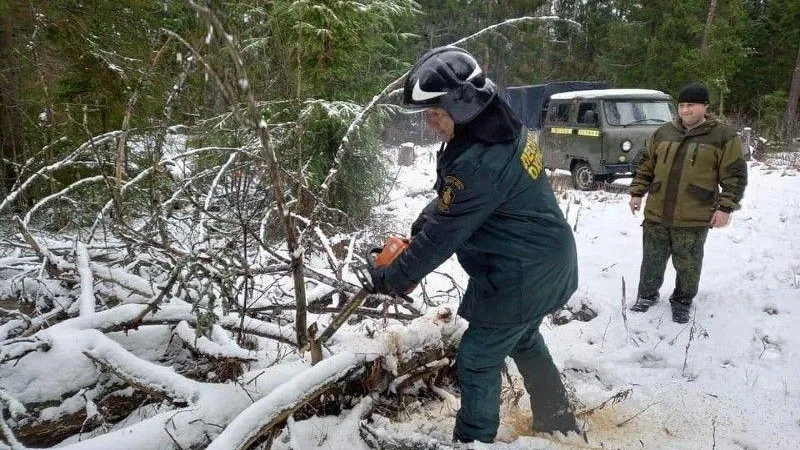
[671,302,691,323]
[630,295,658,313]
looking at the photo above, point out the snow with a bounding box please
[75,242,95,318]
[1,143,799,449]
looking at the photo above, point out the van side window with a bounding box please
[577,102,598,125]
[547,103,571,124]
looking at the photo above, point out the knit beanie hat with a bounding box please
[677,82,709,104]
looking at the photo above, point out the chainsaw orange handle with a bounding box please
[373,235,410,267]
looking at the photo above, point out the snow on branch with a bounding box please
[12,216,71,276]
[80,329,202,404]
[75,242,96,318]
[0,131,122,215]
[88,262,155,298]
[0,390,27,419]
[21,175,105,226]
[206,351,367,450]
[0,337,51,364]
[44,303,297,346]
[451,15,581,47]
[56,359,313,450]
[87,145,240,241]
[173,321,257,361]
[0,410,28,450]
[360,421,456,450]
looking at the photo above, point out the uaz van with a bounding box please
[503,83,676,190]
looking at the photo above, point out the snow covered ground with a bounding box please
[276,145,800,450]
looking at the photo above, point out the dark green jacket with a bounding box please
[629,116,747,227]
[383,128,578,326]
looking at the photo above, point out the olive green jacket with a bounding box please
[629,116,747,227]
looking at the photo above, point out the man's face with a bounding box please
[425,107,455,141]
[678,102,708,129]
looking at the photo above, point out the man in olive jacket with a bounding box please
[628,82,747,323]
[368,46,579,443]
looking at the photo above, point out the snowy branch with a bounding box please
[81,330,202,404]
[173,322,257,361]
[206,352,367,450]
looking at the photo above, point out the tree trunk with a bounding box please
[782,45,800,137]
[0,9,24,195]
[701,0,718,55]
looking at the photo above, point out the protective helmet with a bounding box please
[402,46,497,124]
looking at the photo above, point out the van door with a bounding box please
[541,101,573,170]
[574,101,602,171]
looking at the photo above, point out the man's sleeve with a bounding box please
[410,198,438,237]
[629,136,657,197]
[382,163,502,292]
[716,136,748,213]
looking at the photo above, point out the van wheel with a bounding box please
[571,162,596,191]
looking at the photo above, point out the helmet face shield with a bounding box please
[397,104,429,115]
[402,46,496,124]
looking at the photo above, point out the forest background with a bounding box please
[2,0,799,218]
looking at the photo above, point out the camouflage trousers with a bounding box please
[637,221,709,306]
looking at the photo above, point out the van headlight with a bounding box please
[620,140,633,152]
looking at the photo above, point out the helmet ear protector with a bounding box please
[402,46,496,124]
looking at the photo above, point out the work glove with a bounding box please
[366,265,394,295]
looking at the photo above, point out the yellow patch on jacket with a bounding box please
[520,136,544,180]
[438,175,464,212]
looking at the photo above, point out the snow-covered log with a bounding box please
[206,351,368,450]
[2,300,460,450]
[80,329,202,404]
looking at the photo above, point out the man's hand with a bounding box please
[366,265,394,295]
[629,196,642,215]
[710,210,731,228]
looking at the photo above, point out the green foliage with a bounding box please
[404,0,796,126]
[213,0,421,218]
[294,100,389,219]
[729,0,800,118]
[409,0,550,87]
[5,1,202,177]
[229,0,421,102]
[756,90,789,139]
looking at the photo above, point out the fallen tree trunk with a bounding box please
[206,351,368,450]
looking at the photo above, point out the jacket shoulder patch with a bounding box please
[438,175,464,212]
[520,135,543,180]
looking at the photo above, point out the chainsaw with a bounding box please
[314,234,411,347]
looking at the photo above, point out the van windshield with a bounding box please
[603,100,675,126]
